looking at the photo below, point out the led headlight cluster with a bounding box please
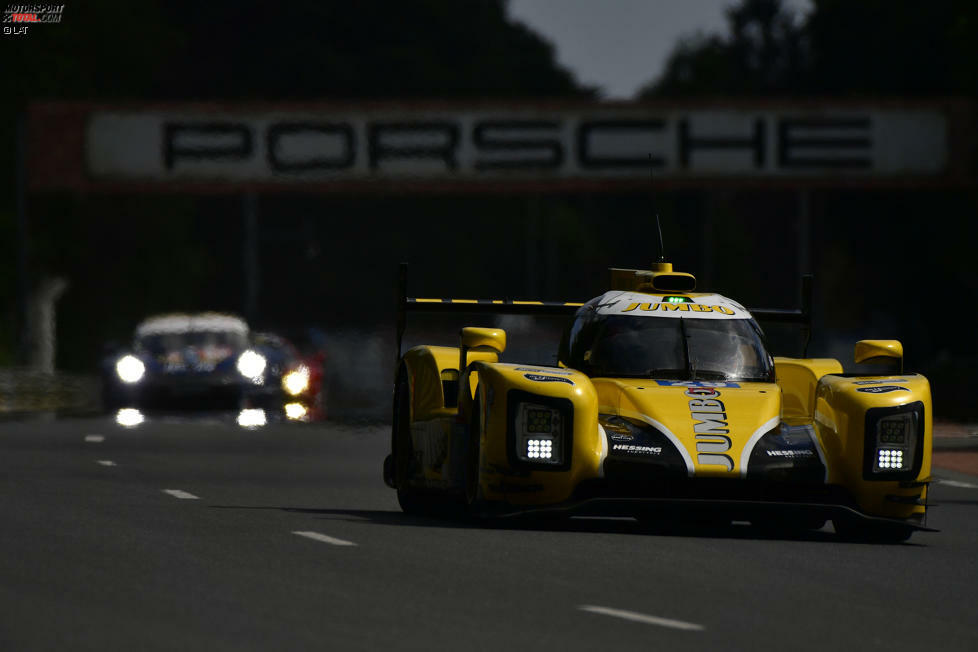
[864,403,923,479]
[871,412,914,473]
[877,449,904,470]
[516,403,562,465]
[526,438,553,460]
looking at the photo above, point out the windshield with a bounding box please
[566,314,774,382]
[136,331,248,355]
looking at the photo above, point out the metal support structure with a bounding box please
[243,192,259,324]
[15,113,30,364]
[797,189,812,277]
[395,263,408,366]
[525,198,540,298]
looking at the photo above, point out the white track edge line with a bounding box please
[578,605,704,631]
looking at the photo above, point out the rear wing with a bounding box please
[395,263,583,362]
[748,274,814,357]
[395,264,813,361]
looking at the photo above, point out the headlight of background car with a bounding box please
[236,350,267,380]
[507,391,572,469]
[115,355,145,384]
[282,365,310,396]
[864,402,924,480]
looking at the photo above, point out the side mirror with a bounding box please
[460,327,506,355]
[459,327,506,374]
[854,339,903,373]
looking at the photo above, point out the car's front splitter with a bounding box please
[473,495,938,532]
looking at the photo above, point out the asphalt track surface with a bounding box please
[1,415,976,651]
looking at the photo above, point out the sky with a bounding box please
[508,0,813,99]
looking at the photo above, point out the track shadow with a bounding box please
[210,504,848,542]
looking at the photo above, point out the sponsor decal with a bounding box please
[655,380,740,388]
[514,367,573,375]
[857,385,911,394]
[622,302,736,315]
[612,443,662,456]
[765,449,815,458]
[853,379,908,385]
[684,386,733,470]
[523,373,573,385]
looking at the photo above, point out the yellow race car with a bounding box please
[383,261,933,543]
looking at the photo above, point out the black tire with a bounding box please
[392,368,426,515]
[463,391,483,511]
[833,517,914,543]
[397,486,430,514]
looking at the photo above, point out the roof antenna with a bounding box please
[651,154,666,264]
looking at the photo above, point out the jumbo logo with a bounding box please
[685,387,733,471]
[622,303,735,315]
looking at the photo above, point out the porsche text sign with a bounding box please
[27,102,969,192]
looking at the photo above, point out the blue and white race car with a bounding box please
[101,313,311,413]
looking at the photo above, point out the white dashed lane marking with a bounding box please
[84,435,105,443]
[937,479,978,489]
[96,460,117,467]
[163,489,200,500]
[292,531,357,547]
[578,605,704,631]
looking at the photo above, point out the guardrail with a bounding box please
[0,368,99,414]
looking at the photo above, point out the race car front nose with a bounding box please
[745,423,825,483]
[598,414,689,487]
